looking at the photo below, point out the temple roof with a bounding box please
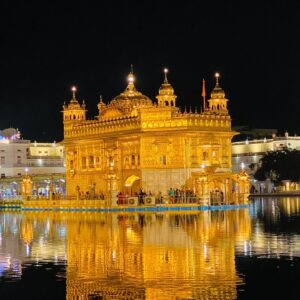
[101,72,153,119]
[210,73,226,99]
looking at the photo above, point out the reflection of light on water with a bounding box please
[59,227,66,238]
[26,244,30,256]
[204,243,208,260]
[271,200,275,216]
[4,202,300,298]
[244,240,248,255]
[112,250,116,261]
[46,219,50,234]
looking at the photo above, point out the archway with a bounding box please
[124,175,141,196]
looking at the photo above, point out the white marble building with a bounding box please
[232,132,300,193]
[0,128,65,197]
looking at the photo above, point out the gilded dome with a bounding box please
[109,72,153,114]
[158,82,175,96]
[210,83,225,99]
[210,73,225,99]
[156,69,177,107]
[63,86,86,111]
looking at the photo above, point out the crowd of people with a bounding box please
[116,187,199,205]
[74,185,227,205]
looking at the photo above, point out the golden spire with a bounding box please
[164,68,169,83]
[98,95,106,114]
[69,86,80,106]
[71,86,77,100]
[211,72,225,98]
[156,68,177,107]
[215,72,220,86]
[126,65,135,91]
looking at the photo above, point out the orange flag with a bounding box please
[202,79,206,98]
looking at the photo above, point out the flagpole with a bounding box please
[202,79,206,111]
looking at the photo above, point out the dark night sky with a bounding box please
[0,0,299,141]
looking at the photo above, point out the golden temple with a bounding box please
[62,69,249,205]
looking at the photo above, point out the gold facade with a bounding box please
[62,71,247,200]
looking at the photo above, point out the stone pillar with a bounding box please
[106,173,118,206]
[21,175,33,201]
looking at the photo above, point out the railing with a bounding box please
[116,195,199,206]
[0,195,23,201]
[12,162,64,168]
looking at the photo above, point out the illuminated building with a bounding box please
[63,70,249,202]
[0,128,65,197]
[232,132,300,192]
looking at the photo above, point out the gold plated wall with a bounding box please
[62,72,237,197]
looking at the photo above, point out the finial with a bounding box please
[195,106,198,114]
[82,99,85,105]
[127,72,135,85]
[215,72,220,86]
[131,64,134,74]
[164,68,169,83]
[189,106,192,113]
[99,95,103,102]
[71,86,77,99]
[184,106,187,113]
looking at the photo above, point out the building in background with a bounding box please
[0,128,65,198]
[232,132,300,193]
[232,126,277,142]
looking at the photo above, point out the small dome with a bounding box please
[158,82,175,96]
[109,72,153,114]
[210,83,225,99]
[156,69,177,107]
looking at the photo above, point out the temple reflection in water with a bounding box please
[2,198,300,298]
[66,210,251,299]
[0,209,252,299]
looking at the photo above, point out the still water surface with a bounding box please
[1,197,300,299]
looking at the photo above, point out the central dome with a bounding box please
[109,72,153,114]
